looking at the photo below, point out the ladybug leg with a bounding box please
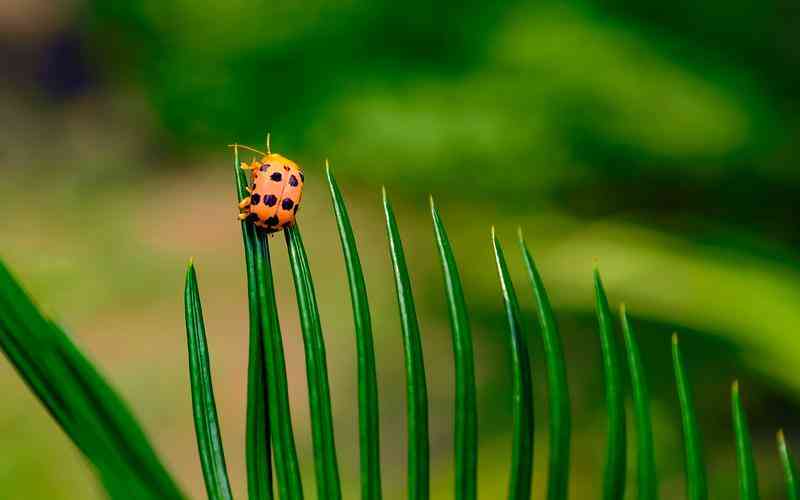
[240,161,256,171]
[238,194,253,220]
[246,186,253,193]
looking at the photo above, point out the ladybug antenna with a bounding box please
[266,132,271,154]
[228,143,266,156]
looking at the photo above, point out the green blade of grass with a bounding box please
[326,165,382,500]
[672,334,708,500]
[431,198,478,500]
[383,189,430,500]
[184,262,234,500]
[620,305,658,500]
[0,259,185,499]
[51,321,187,499]
[234,147,304,500]
[0,266,115,462]
[0,313,129,490]
[518,230,569,500]
[0,305,75,443]
[778,430,799,500]
[732,381,759,500]
[491,229,534,500]
[4,363,153,500]
[594,269,627,500]
[234,147,274,500]
[285,224,343,500]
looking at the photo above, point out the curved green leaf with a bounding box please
[778,430,799,500]
[491,229,534,500]
[620,305,658,500]
[0,259,186,500]
[594,269,626,500]
[0,309,137,497]
[233,147,273,500]
[51,321,187,499]
[184,262,234,500]
[732,381,759,500]
[383,189,430,500]
[672,334,708,500]
[431,198,478,500]
[285,225,343,500]
[326,165,382,500]
[518,230,569,500]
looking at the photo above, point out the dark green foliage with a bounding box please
[431,198,478,500]
[383,189,430,500]
[492,230,534,500]
[0,159,787,500]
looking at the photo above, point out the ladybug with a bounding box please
[232,140,304,233]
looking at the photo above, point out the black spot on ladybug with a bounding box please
[270,172,282,182]
[282,198,294,210]
[265,215,279,226]
[250,193,261,205]
[284,165,290,171]
[265,194,278,206]
[260,164,270,171]
[289,175,299,187]
[299,172,304,182]
[246,213,259,222]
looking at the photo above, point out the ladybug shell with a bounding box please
[247,153,304,233]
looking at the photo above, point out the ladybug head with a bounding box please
[229,134,301,171]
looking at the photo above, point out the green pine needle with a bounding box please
[234,148,304,500]
[732,381,760,500]
[519,230,570,500]
[284,224,343,500]
[184,262,235,500]
[383,188,430,500]
[778,430,800,500]
[492,229,534,500]
[234,147,274,500]
[326,164,382,500]
[672,334,708,500]
[431,198,478,500]
[594,269,627,500]
[620,305,658,500]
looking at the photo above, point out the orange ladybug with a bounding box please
[232,139,304,233]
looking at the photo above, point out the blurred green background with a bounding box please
[1,0,800,497]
